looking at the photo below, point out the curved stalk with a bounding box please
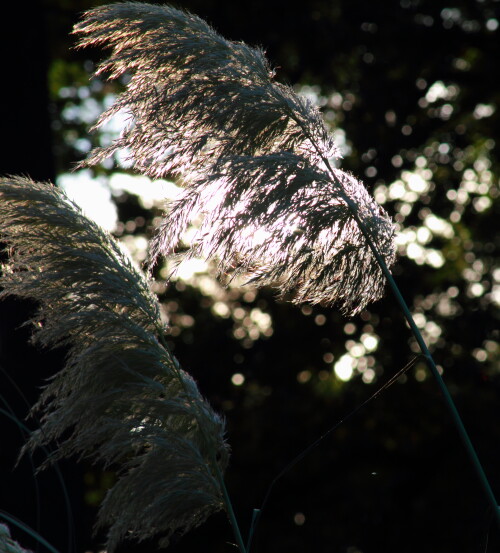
[316,154,500,526]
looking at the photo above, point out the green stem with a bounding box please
[344,195,500,527]
[213,459,248,553]
[291,127,500,524]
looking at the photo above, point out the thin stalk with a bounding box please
[345,200,500,527]
[0,510,61,553]
[246,356,422,553]
[212,458,248,553]
[315,155,500,526]
[283,118,500,523]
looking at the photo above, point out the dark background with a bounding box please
[0,1,499,552]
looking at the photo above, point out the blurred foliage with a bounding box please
[1,1,499,553]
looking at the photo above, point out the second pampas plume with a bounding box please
[0,177,228,550]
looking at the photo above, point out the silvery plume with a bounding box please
[0,176,229,551]
[0,524,33,553]
[74,2,395,315]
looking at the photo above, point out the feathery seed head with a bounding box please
[0,176,228,550]
[75,2,396,315]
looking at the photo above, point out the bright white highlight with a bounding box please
[334,354,355,381]
[58,171,118,231]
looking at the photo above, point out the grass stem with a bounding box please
[213,460,247,553]
[347,204,500,528]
